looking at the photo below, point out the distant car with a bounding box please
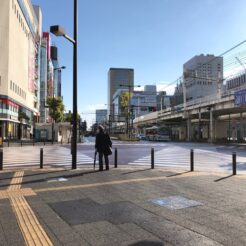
[137,134,146,140]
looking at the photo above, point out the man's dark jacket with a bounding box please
[95,132,112,154]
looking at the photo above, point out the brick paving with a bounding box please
[0,167,246,245]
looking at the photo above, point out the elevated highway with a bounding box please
[134,85,246,142]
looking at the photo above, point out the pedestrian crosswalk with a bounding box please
[1,146,96,169]
[128,146,246,174]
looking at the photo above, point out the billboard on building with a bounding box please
[28,36,35,93]
[42,32,51,60]
[234,89,246,106]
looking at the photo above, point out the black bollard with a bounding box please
[114,148,118,168]
[151,148,154,169]
[21,140,22,147]
[40,148,43,169]
[190,149,194,172]
[0,149,3,171]
[232,152,236,175]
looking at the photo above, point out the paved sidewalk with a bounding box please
[0,167,246,245]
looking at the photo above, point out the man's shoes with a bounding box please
[105,166,109,170]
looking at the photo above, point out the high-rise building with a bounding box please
[183,54,223,101]
[51,46,61,97]
[0,0,42,139]
[39,35,48,123]
[156,91,171,111]
[108,68,134,117]
[95,110,107,124]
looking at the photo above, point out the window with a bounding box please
[0,76,1,86]
[10,80,12,90]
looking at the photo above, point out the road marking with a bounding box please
[6,171,53,246]
[34,172,197,193]
[2,146,95,168]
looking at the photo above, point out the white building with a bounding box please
[0,0,42,139]
[130,85,157,118]
[183,54,223,101]
[112,85,157,123]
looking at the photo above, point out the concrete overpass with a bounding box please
[133,85,246,142]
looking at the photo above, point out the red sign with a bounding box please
[43,32,51,60]
[0,99,19,109]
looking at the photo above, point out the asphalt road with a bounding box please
[2,137,246,174]
[78,137,246,174]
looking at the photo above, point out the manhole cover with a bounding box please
[47,177,68,183]
[150,196,203,210]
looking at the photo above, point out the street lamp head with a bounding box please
[50,25,66,36]
[54,66,66,71]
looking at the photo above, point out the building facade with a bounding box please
[0,0,42,139]
[108,68,134,117]
[95,109,107,124]
[156,91,171,111]
[183,54,223,101]
[39,35,48,123]
[130,85,157,119]
[226,72,246,90]
[51,46,61,97]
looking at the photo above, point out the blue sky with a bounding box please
[32,0,246,125]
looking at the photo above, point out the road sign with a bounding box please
[235,89,246,106]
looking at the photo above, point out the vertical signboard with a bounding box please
[235,90,246,106]
[28,36,35,93]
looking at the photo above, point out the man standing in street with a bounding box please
[95,125,112,171]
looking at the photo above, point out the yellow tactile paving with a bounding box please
[0,188,36,200]
[8,171,24,190]
[6,171,53,246]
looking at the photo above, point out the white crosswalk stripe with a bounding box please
[128,146,246,174]
[1,146,96,169]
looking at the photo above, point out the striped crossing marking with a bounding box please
[6,171,53,245]
[2,146,96,169]
[128,147,246,173]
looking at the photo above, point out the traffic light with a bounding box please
[130,105,134,114]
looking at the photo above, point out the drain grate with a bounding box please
[150,196,203,210]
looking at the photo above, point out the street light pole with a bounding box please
[72,0,78,169]
[50,0,78,169]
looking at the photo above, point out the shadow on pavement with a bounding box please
[122,168,152,175]
[166,171,191,177]
[129,241,163,246]
[0,169,100,188]
[214,174,234,182]
[0,170,66,181]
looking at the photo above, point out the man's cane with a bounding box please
[94,151,97,170]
